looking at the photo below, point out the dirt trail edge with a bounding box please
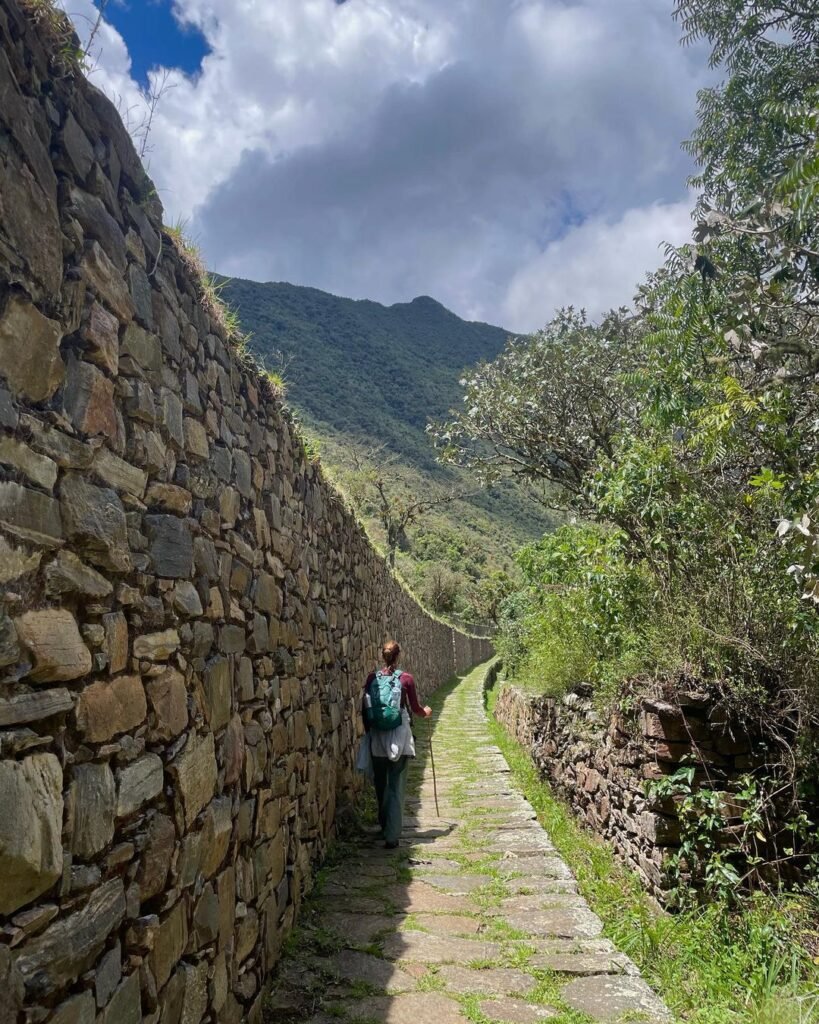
[266,662,671,1024]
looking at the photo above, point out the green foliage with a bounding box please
[495,525,652,696]
[431,307,641,505]
[647,765,819,906]
[20,0,85,73]
[421,562,461,614]
[219,281,512,470]
[300,432,322,466]
[486,678,819,1024]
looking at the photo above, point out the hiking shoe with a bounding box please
[384,840,399,850]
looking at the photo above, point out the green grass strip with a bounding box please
[484,671,819,1024]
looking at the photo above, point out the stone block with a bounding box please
[121,322,161,372]
[149,899,188,990]
[49,990,95,1024]
[68,185,127,272]
[224,713,245,786]
[147,483,192,515]
[45,550,113,599]
[15,608,92,682]
[133,628,180,661]
[233,450,252,498]
[193,883,219,948]
[160,388,185,448]
[136,813,176,902]
[642,711,708,744]
[0,122,62,301]
[154,295,182,361]
[220,624,246,655]
[200,797,232,878]
[177,832,202,889]
[179,959,208,1024]
[0,687,73,726]
[103,610,129,674]
[184,417,209,460]
[101,970,141,1024]
[67,762,116,858]
[146,667,188,740]
[117,753,164,818]
[83,301,119,374]
[0,609,20,668]
[145,514,194,579]
[60,473,131,572]
[0,386,17,429]
[0,294,64,401]
[211,446,232,482]
[172,579,202,616]
[15,878,126,998]
[255,572,282,615]
[0,753,63,915]
[81,240,135,322]
[203,656,231,732]
[93,447,148,497]
[129,263,154,327]
[216,868,235,950]
[95,942,122,1007]
[76,675,147,742]
[172,733,217,828]
[0,481,63,547]
[62,357,119,439]
[62,112,94,179]
[0,435,57,489]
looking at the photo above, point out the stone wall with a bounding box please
[493,679,761,904]
[0,5,492,1021]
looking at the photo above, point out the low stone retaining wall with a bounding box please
[493,679,762,903]
[0,5,492,1021]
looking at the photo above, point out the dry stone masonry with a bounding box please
[0,4,492,1021]
[493,677,764,904]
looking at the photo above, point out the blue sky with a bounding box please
[100,0,208,87]
[66,0,710,331]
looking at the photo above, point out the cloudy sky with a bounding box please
[63,0,710,331]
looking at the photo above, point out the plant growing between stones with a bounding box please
[20,0,84,73]
[646,765,819,905]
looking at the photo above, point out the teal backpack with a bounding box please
[365,669,403,731]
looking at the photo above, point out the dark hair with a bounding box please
[382,640,400,667]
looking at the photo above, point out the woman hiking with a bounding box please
[362,640,432,849]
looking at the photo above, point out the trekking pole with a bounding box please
[428,719,440,817]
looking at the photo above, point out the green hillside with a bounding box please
[221,280,509,467]
[219,278,555,619]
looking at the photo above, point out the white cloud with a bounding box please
[502,199,694,331]
[62,0,710,328]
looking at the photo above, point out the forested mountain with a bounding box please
[220,280,508,467]
[219,278,554,618]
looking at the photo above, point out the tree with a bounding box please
[474,571,515,625]
[422,563,461,614]
[429,308,642,513]
[344,447,467,569]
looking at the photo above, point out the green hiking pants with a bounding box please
[372,755,409,845]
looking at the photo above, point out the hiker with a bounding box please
[362,639,432,849]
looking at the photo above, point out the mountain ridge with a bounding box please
[219,276,515,468]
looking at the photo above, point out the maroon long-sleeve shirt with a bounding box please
[362,669,425,728]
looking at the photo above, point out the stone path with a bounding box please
[265,663,671,1024]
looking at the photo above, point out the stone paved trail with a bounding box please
[266,663,671,1024]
